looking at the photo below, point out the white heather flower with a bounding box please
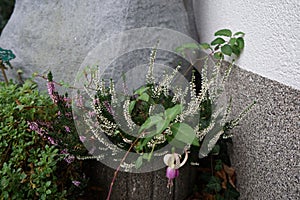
[123,99,136,130]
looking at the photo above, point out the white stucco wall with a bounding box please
[193,0,300,89]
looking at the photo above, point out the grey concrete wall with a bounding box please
[225,65,299,199]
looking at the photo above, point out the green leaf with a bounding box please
[138,115,163,134]
[221,44,232,56]
[236,37,244,50]
[206,176,222,193]
[234,31,245,36]
[224,183,240,199]
[210,144,220,155]
[176,43,200,51]
[46,189,51,195]
[45,181,51,187]
[129,100,136,114]
[137,93,150,102]
[200,43,211,50]
[171,123,196,145]
[142,153,150,160]
[192,137,200,146]
[0,47,16,63]
[229,38,236,46]
[231,45,241,56]
[155,120,170,135]
[135,156,143,169]
[211,38,226,45]
[215,159,223,171]
[134,86,149,95]
[214,52,224,60]
[165,104,182,121]
[214,29,232,37]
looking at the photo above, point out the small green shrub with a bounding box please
[0,80,66,199]
[0,79,88,199]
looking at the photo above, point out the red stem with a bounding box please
[106,136,140,200]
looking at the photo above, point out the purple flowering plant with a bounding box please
[25,72,91,198]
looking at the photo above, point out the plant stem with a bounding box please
[0,62,9,84]
[106,136,140,200]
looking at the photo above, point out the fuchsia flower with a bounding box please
[166,167,179,179]
[163,149,189,192]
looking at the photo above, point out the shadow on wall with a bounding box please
[0,0,15,35]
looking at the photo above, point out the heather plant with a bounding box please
[0,80,66,199]
[73,29,255,199]
[0,76,89,199]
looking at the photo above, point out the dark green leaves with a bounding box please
[236,37,244,49]
[0,47,15,63]
[215,29,232,37]
[211,38,226,45]
[221,44,232,56]
[206,176,222,193]
[209,29,245,59]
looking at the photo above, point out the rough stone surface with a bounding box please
[0,0,196,90]
[225,65,300,200]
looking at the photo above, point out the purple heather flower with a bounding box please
[28,121,44,136]
[72,180,81,187]
[75,95,84,108]
[64,154,75,164]
[47,136,56,145]
[47,81,57,102]
[61,149,75,164]
[79,135,86,143]
[47,81,55,95]
[88,111,96,118]
[93,98,99,105]
[63,97,72,108]
[104,101,114,115]
[65,126,71,133]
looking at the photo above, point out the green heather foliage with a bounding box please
[0,80,88,199]
[0,80,65,199]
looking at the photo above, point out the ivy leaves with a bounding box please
[201,29,245,60]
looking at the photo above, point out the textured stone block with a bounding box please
[225,65,299,199]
